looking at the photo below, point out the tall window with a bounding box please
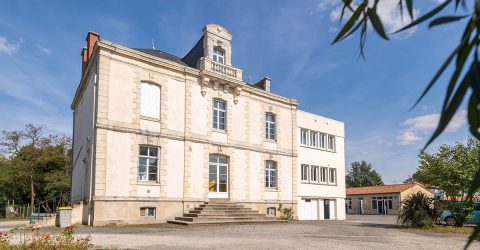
[213,99,226,130]
[320,167,328,183]
[301,164,309,181]
[141,82,160,119]
[265,113,276,140]
[265,161,277,188]
[329,168,336,184]
[300,129,308,145]
[309,131,317,147]
[311,165,319,182]
[213,47,225,64]
[138,146,158,181]
[328,135,335,150]
[319,133,326,149]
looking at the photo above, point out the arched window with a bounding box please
[140,82,160,119]
[213,47,225,64]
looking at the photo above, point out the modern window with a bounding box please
[140,82,160,119]
[300,129,308,145]
[265,160,277,188]
[328,135,335,150]
[213,47,225,64]
[320,167,328,183]
[265,113,276,140]
[346,198,352,210]
[301,164,309,181]
[267,207,276,217]
[213,99,226,130]
[309,130,317,147]
[140,207,156,218]
[388,199,393,209]
[372,198,378,210]
[311,165,319,182]
[138,146,158,181]
[319,133,326,148]
[329,168,336,184]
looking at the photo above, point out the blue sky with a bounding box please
[0,0,470,183]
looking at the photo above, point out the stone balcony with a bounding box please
[198,57,243,81]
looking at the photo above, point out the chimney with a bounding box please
[81,47,88,75]
[253,77,271,92]
[81,31,100,77]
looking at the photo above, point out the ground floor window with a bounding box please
[267,207,276,217]
[140,207,156,218]
[346,198,352,210]
[138,146,159,182]
[265,160,277,188]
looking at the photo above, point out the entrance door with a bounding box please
[208,155,228,199]
[377,200,386,215]
[358,199,364,215]
[302,199,318,220]
[324,199,330,219]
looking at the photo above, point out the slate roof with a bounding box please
[346,183,417,196]
[131,48,190,67]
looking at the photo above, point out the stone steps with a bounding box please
[167,201,282,226]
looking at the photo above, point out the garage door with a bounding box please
[300,199,318,220]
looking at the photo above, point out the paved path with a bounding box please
[63,215,479,249]
[0,220,29,232]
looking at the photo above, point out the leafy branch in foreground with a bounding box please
[331,0,480,248]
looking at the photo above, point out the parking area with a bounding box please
[65,215,478,249]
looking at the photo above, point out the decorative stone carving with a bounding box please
[201,77,210,96]
[213,80,220,91]
[233,86,242,104]
[223,84,230,94]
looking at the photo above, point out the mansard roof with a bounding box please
[131,48,190,67]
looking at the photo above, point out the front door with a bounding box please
[324,199,330,219]
[208,155,228,199]
[377,200,387,215]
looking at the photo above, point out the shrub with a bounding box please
[278,204,295,220]
[447,201,474,227]
[397,191,437,228]
[4,225,91,249]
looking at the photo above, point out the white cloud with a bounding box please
[36,45,51,55]
[0,36,22,55]
[397,110,467,145]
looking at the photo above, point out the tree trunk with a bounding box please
[30,175,34,216]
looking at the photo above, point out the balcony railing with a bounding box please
[198,57,243,80]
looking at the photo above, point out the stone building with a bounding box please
[70,24,345,225]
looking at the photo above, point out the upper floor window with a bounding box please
[265,113,276,140]
[138,146,158,182]
[213,99,226,130]
[213,47,225,64]
[328,135,335,150]
[320,167,328,183]
[329,168,336,184]
[309,131,317,147]
[140,82,160,119]
[300,129,308,145]
[265,160,277,188]
[301,164,309,181]
[311,165,319,182]
[319,133,326,149]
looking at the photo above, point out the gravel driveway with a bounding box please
[65,215,479,249]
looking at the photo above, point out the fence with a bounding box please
[1,200,30,219]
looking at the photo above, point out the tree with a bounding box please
[346,161,384,187]
[397,191,437,228]
[0,124,72,215]
[413,137,479,201]
[332,0,480,246]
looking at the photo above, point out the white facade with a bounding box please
[70,25,345,225]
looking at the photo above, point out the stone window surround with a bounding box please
[137,145,160,183]
[265,160,278,189]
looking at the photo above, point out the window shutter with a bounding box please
[141,83,160,119]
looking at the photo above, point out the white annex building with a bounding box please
[70,24,345,225]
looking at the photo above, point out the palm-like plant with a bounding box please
[397,191,437,228]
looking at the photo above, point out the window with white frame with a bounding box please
[265,113,276,140]
[309,130,317,147]
[267,207,276,217]
[329,168,336,184]
[319,133,326,149]
[328,135,335,150]
[140,207,156,218]
[301,164,309,181]
[265,161,277,188]
[213,47,225,64]
[300,129,308,145]
[140,82,160,119]
[213,99,226,130]
[320,167,328,183]
[138,146,158,181]
[311,165,319,182]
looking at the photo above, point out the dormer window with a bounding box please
[213,47,225,64]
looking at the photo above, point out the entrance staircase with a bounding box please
[167,201,283,225]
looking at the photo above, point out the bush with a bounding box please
[447,201,474,227]
[278,204,295,220]
[4,225,91,249]
[397,191,437,228]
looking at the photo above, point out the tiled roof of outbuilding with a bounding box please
[346,183,417,195]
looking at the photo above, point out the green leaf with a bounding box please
[332,2,367,44]
[467,94,480,139]
[423,61,472,150]
[406,0,414,19]
[395,0,453,33]
[367,8,389,40]
[429,15,469,28]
